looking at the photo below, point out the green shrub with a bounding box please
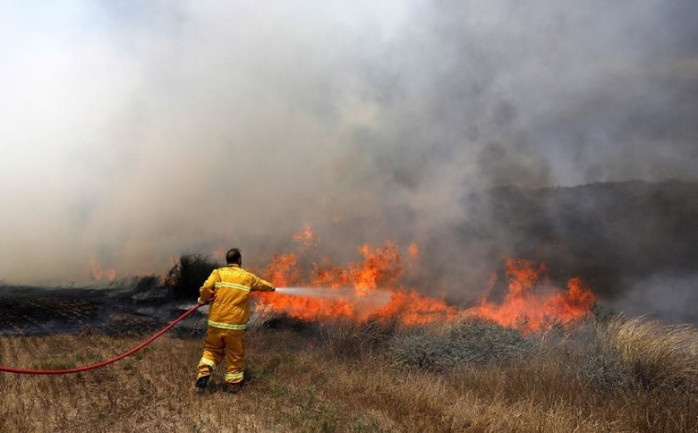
[165,254,222,299]
[391,320,534,371]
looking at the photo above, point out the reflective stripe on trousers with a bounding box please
[199,357,217,368]
[225,372,244,382]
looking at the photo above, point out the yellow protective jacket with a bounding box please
[198,264,275,330]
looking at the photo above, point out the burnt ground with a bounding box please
[0,286,206,338]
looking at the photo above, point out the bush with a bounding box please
[322,319,400,358]
[261,314,317,333]
[165,254,222,299]
[132,274,161,292]
[391,320,534,371]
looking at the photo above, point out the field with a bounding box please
[1,302,696,433]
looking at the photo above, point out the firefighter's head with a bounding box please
[226,248,242,266]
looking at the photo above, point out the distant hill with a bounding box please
[464,180,697,288]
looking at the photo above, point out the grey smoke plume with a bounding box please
[0,0,696,325]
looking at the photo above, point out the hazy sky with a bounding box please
[1,0,696,284]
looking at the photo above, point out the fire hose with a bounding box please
[0,304,201,375]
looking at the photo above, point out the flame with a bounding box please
[253,225,597,331]
[407,242,419,259]
[263,254,300,287]
[292,223,319,251]
[465,257,597,332]
[351,243,402,295]
[375,291,461,326]
[406,242,419,273]
[89,255,116,282]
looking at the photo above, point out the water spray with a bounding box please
[275,287,392,305]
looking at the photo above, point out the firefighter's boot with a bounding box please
[195,375,210,392]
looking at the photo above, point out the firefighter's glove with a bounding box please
[197,297,207,306]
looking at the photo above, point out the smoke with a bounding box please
[1,0,696,326]
[611,273,698,325]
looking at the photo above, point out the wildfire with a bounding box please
[254,225,597,332]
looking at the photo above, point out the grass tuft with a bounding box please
[30,356,78,371]
[391,319,534,371]
[598,316,698,391]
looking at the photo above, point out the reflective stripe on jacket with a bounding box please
[198,264,275,329]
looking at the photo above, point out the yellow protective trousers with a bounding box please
[197,326,245,384]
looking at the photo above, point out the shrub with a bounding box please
[165,254,222,299]
[322,318,400,358]
[130,274,161,292]
[391,320,534,371]
[261,314,317,333]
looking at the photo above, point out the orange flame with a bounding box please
[375,290,461,326]
[465,257,597,332]
[263,254,300,287]
[292,223,319,251]
[407,242,419,259]
[90,255,116,282]
[350,243,401,295]
[253,225,596,331]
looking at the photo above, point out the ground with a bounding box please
[0,288,696,432]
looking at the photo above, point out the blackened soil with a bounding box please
[0,286,205,338]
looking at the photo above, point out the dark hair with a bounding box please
[226,248,242,265]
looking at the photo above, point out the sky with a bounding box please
[0,0,696,285]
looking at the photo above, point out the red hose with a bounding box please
[0,304,201,375]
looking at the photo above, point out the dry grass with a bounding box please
[1,316,696,433]
[599,316,698,391]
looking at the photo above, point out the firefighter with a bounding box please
[195,248,275,393]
